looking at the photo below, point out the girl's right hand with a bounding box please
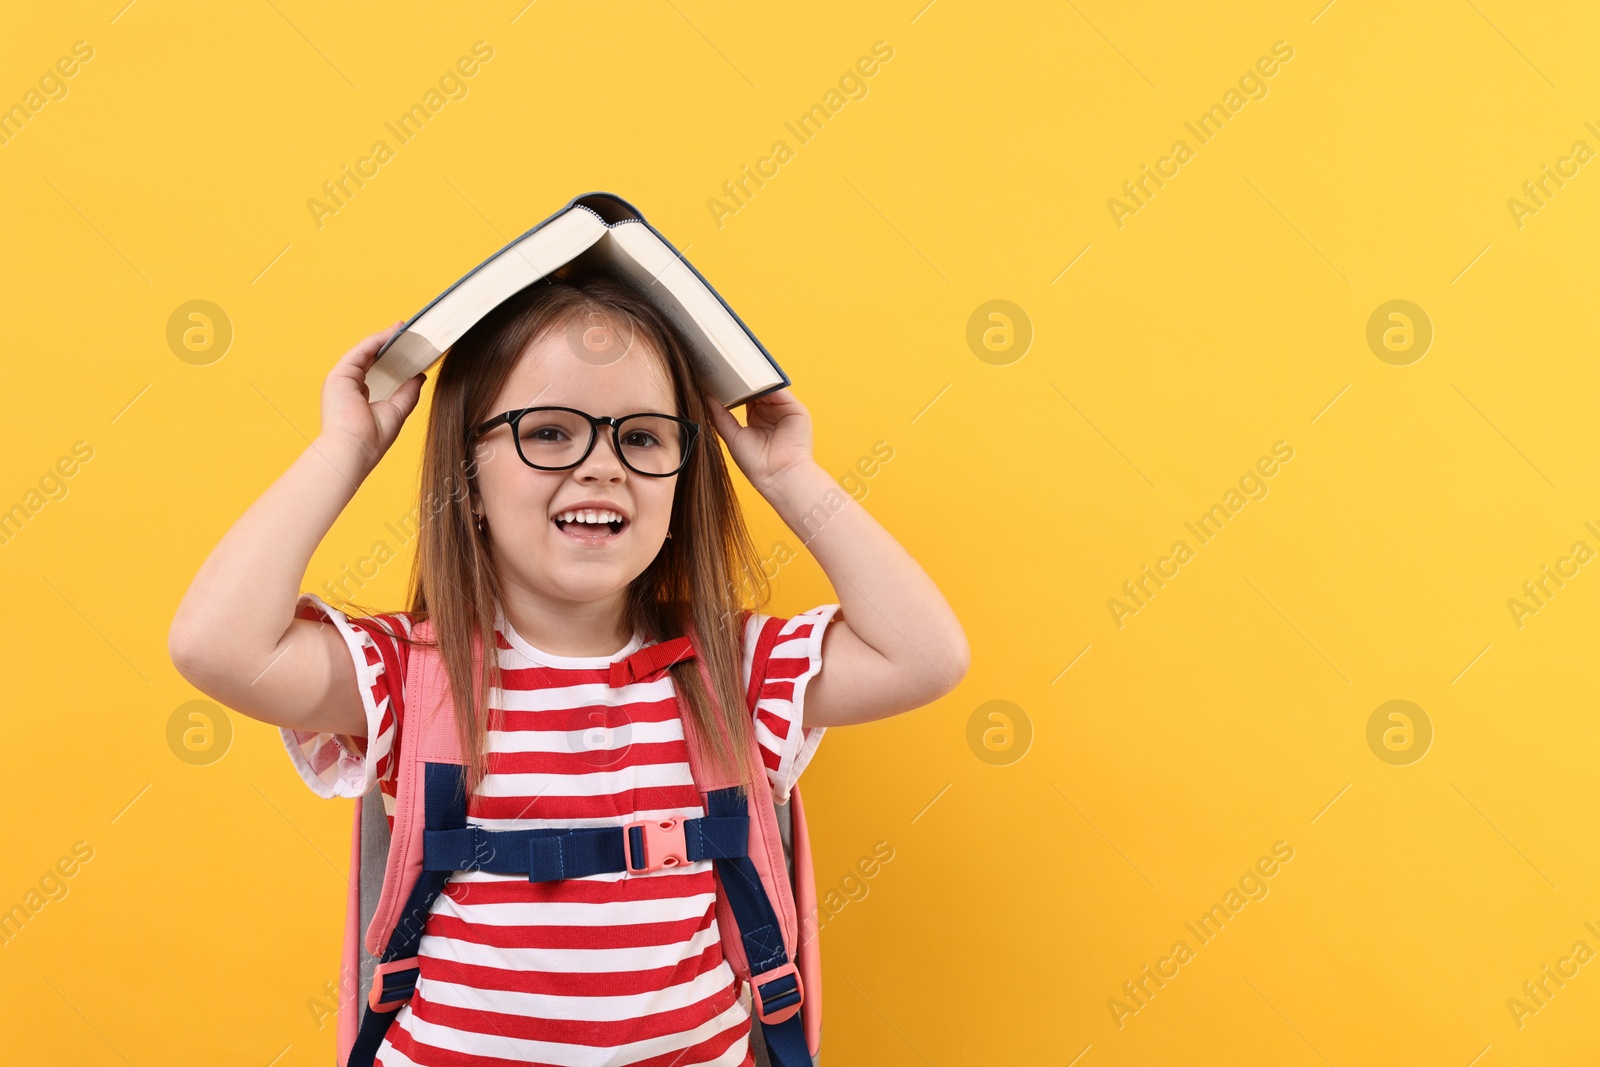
[319,322,427,468]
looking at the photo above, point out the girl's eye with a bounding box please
[623,431,662,449]
[523,424,569,442]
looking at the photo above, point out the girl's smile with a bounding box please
[551,499,631,544]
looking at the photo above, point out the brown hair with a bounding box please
[340,271,771,796]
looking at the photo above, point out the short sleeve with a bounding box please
[742,604,840,802]
[279,593,413,803]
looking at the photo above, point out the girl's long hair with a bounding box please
[344,270,771,797]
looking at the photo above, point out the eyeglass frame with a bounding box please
[469,404,700,477]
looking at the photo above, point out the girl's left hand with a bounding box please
[702,387,815,494]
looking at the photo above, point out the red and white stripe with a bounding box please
[281,594,837,1066]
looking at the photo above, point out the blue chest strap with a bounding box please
[422,812,750,880]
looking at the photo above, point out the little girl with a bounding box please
[168,272,969,1066]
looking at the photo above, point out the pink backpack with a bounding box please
[334,614,823,1066]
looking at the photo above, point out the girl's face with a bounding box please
[470,318,682,613]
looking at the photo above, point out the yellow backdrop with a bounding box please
[3,1,1597,1063]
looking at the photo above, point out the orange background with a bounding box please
[3,1,1599,1063]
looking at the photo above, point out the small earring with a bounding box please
[666,529,673,539]
[474,512,487,534]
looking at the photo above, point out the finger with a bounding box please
[753,387,802,414]
[356,323,402,355]
[702,393,741,435]
[375,373,426,441]
[387,372,427,421]
[337,323,404,369]
[744,394,785,429]
[328,324,405,389]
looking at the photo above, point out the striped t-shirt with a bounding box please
[280,593,839,1067]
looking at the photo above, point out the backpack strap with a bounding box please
[743,611,823,1061]
[679,619,814,1067]
[421,811,750,879]
[344,620,472,1067]
[788,783,823,1057]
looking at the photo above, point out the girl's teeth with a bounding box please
[553,508,626,539]
[555,509,623,524]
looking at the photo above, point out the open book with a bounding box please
[365,192,789,407]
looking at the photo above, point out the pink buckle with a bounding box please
[751,961,804,1025]
[623,817,688,874]
[368,957,420,1012]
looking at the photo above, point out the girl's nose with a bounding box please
[575,430,627,478]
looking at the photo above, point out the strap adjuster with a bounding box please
[368,957,419,1012]
[751,961,804,1025]
[623,817,688,874]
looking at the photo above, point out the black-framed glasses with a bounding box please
[470,405,699,477]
